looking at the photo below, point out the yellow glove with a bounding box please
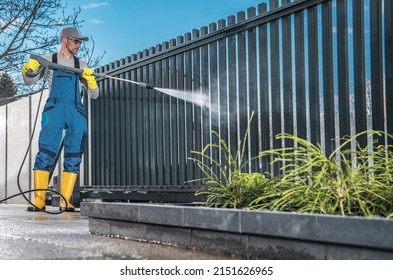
[82,67,97,89]
[22,59,41,77]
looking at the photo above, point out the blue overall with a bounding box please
[34,61,87,174]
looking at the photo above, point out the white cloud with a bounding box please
[89,18,103,24]
[81,2,109,9]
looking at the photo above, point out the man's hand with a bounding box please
[22,59,41,77]
[82,67,97,89]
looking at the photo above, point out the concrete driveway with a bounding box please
[0,204,244,260]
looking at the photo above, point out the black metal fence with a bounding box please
[85,0,393,188]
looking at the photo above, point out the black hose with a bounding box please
[0,66,68,214]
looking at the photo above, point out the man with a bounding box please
[21,27,99,212]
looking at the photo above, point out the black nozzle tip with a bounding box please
[145,83,154,89]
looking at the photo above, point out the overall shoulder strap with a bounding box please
[73,55,85,98]
[73,56,80,69]
[52,53,58,64]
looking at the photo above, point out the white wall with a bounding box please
[0,89,87,204]
[7,96,31,203]
[0,105,6,200]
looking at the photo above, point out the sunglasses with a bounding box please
[68,38,82,45]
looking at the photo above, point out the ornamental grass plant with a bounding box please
[187,112,274,209]
[251,131,393,218]
[190,113,393,218]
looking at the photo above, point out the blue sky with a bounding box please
[67,0,266,66]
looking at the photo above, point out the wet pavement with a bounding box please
[0,204,245,260]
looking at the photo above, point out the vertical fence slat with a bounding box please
[247,7,259,172]
[237,11,249,172]
[94,67,104,184]
[162,42,171,185]
[308,5,320,145]
[218,19,229,176]
[177,36,186,185]
[119,59,127,185]
[295,7,306,140]
[110,62,117,183]
[130,55,138,184]
[155,45,164,185]
[136,52,144,184]
[169,39,178,185]
[386,0,393,145]
[201,26,210,179]
[353,0,367,148]
[258,3,270,173]
[184,33,194,182]
[192,29,202,180]
[142,49,150,185]
[104,64,111,183]
[114,60,121,184]
[282,0,294,149]
[337,0,350,145]
[148,48,157,185]
[370,0,384,145]
[322,0,335,155]
[99,75,104,184]
[227,15,238,162]
[125,57,133,184]
[270,0,282,163]
[209,22,220,176]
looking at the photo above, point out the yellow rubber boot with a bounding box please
[59,171,78,212]
[27,170,50,211]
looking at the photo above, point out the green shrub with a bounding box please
[251,131,393,218]
[188,112,273,209]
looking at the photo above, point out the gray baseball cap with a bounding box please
[59,27,89,41]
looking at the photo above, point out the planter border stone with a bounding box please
[80,201,393,259]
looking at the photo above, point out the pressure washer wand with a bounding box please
[28,54,155,89]
[102,75,154,89]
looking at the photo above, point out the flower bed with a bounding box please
[81,201,393,259]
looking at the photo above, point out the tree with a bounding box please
[0,72,17,106]
[0,0,105,93]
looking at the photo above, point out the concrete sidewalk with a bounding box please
[0,204,244,260]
